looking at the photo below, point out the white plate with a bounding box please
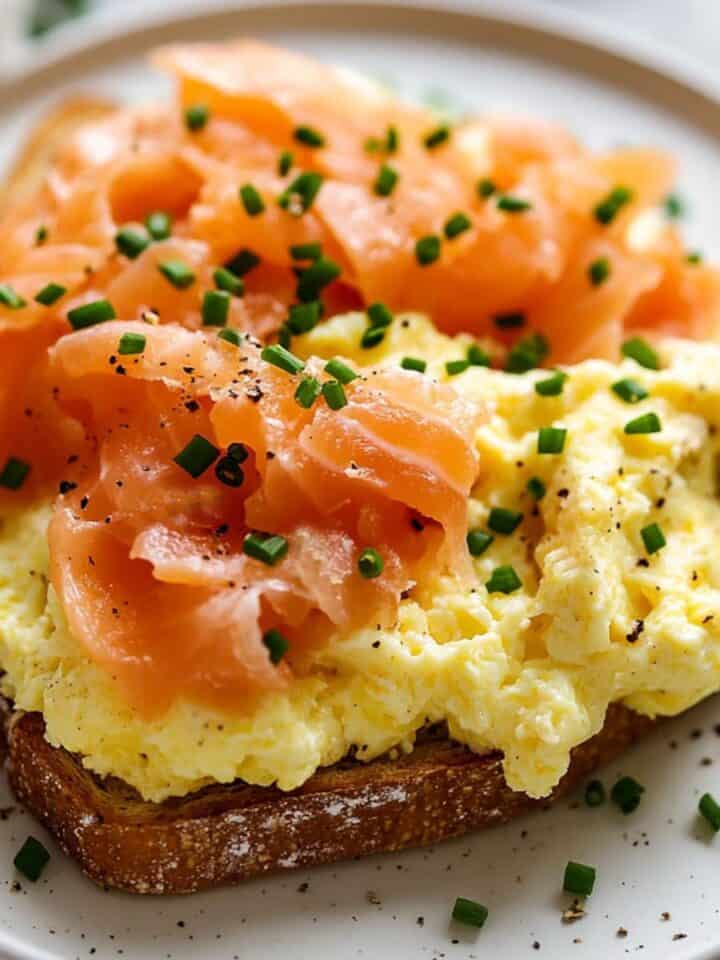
[1,3,720,958]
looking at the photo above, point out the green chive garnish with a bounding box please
[446,359,469,376]
[622,337,659,370]
[535,370,567,396]
[68,298,116,330]
[611,776,644,814]
[115,227,149,260]
[296,257,341,302]
[641,522,666,555]
[295,376,322,409]
[227,443,248,463]
[288,301,322,334]
[367,302,393,329]
[664,193,684,219]
[486,565,522,594]
[185,104,209,132]
[361,327,385,349]
[243,532,289,566]
[585,779,606,807]
[145,211,172,241]
[488,507,523,535]
[173,434,220,478]
[699,793,720,832]
[385,125,399,153]
[374,163,398,197]
[263,628,289,664]
[225,248,260,276]
[624,412,662,435]
[213,267,244,296]
[35,225,48,246]
[322,379,347,410]
[401,356,427,373]
[261,343,305,375]
[506,333,549,374]
[476,177,496,198]
[294,125,326,148]
[34,282,66,306]
[494,311,525,329]
[0,284,26,309]
[13,837,50,882]
[537,426,567,454]
[278,150,294,176]
[324,358,358,384]
[0,457,30,490]
[687,250,703,264]
[279,171,324,214]
[527,476,546,500]
[467,529,493,556]
[467,343,490,367]
[497,195,531,213]
[358,547,384,579]
[423,125,450,149]
[563,861,596,897]
[451,897,488,929]
[118,332,146,355]
[239,183,265,217]
[594,185,633,224]
[218,328,242,347]
[588,256,611,286]
[202,289,230,327]
[289,242,322,261]
[612,378,648,404]
[444,212,471,239]
[158,260,196,290]
[415,234,441,266]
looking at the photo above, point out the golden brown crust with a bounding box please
[6,706,654,894]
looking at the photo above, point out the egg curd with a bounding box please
[0,313,718,803]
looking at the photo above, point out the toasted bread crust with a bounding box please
[6,706,654,894]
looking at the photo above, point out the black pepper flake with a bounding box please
[246,385,263,403]
[410,517,425,532]
[372,640,381,648]
[80,496,89,510]
[557,488,570,499]
[115,365,127,376]
[626,619,645,643]
[185,400,200,412]
[58,480,77,495]
[637,558,650,568]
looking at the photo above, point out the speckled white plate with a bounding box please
[1,3,720,958]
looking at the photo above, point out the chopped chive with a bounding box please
[497,194,531,213]
[621,337,659,370]
[115,227,149,260]
[641,522,666,555]
[374,163,399,197]
[401,356,427,373]
[225,248,260,276]
[243,532,289,566]
[699,792,720,832]
[506,333,549,374]
[467,529,493,556]
[294,125,326,148]
[214,455,244,487]
[289,242,323,261]
[486,565,522,594]
[0,284,26,309]
[488,507,523,535]
[218,328,242,346]
[611,775,644,814]
[358,547,384,579]
[415,234,441,266]
[322,379,347,410]
[67,298,116,330]
[527,476,546,500]
[279,171,324,214]
[365,136,382,154]
[158,260,196,290]
[296,257,341,302]
[686,250,703,264]
[585,779,606,807]
[213,267,244,296]
[239,183,265,217]
[13,837,50,882]
[0,457,30,490]
[535,370,567,396]
[663,193,684,219]
[34,282,66,306]
[467,343,491,367]
[612,378,648,404]
[423,124,450,149]
[145,211,172,241]
[278,150,294,176]
[173,434,220,478]
[288,301,322,334]
[228,442,249,463]
[385,124,399,154]
[324,358,358,384]
[494,311,525,330]
[538,426,567,454]
[185,104,209,132]
[444,212,471,239]
[35,225,48,246]
[295,376,322,409]
[594,185,634,224]
[563,861,596,897]
[367,302,393,329]
[202,289,231,327]
[446,359,469,376]
[118,332,146,355]
[451,897,488,929]
[588,256,611,286]
[261,343,305,375]
[361,327,385,349]
[476,177,496,199]
[624,412,661,435]
[263,628,289,664]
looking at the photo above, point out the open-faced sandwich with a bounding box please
[0,41,718,895]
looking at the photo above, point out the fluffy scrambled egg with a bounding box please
[1,314,719,802]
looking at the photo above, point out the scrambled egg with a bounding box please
[1,314,719,803]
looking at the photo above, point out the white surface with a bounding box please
[1,3,720,959]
